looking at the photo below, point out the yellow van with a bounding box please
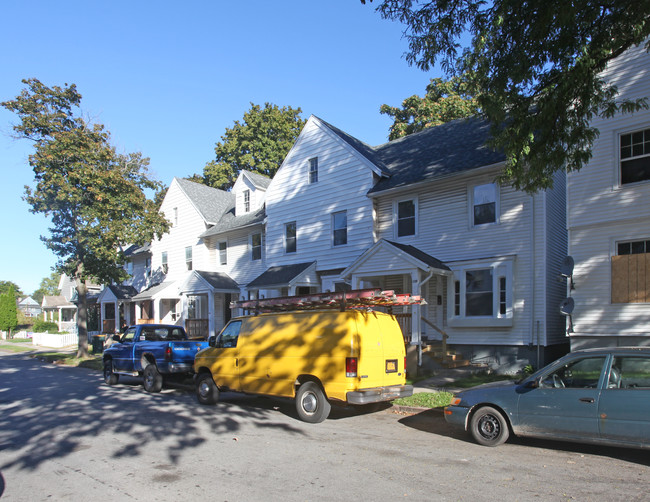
[193,309,412,423]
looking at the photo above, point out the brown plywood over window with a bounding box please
[612,254,650,303]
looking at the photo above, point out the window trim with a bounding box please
[161,251,168,275]
[185,246,193,271]
[469,182,499,227]
[218,241,227,266]
[393,197,417,239]
[447,257,513,327]
[251,233,262,261]
[332,210,348,247]
[284,221,297,254]
[243,189,251,213]
[619,127,650,186]
[308,157,318,184]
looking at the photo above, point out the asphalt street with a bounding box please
[0,351,649,501]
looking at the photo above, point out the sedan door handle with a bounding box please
[579,397,595,403]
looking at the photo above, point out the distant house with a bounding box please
[18,297,41,318]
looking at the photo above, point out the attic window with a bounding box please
[243,189,250,213]
[309,158,318,184]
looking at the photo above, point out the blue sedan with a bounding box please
[444,347,650,449]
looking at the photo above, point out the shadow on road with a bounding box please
[0,353,306,472]
[397,407,650,466]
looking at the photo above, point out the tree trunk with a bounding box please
[76,281,89,358]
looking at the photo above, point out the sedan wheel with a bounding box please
[469,406,510,446]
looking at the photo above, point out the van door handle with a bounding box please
[579,397,594,403]
[235,358,239,367]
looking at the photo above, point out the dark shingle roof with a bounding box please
[107,285,138,300]
[386,241,450,271]
[200,205,265,238]
[175,178,235,224]
[132,281,177,300]
[247,262,315,288]
[317,116,505,195]
[195,271,240,291]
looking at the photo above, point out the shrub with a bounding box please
[32,320,59,333]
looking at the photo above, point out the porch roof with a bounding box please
[192,270,240,292]
[132,281,178,301]
[247,262,316,289]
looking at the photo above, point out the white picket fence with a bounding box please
[31,332,78,348]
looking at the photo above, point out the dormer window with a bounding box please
[309,157,318,184]
[243,189,250,213]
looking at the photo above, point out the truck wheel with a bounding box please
[196,373,219,405]
[295,381,331,423]
[143,364,163,393]
[103,359,118,385]
[469,406,510,446]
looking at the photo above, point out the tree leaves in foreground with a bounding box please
[2,79,170,356]
[380,74,479,140]
[365,0,650,192]
[203,102,306,190]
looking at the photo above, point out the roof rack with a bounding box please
[231,288,426,313]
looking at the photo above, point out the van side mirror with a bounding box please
[208,336,216,347]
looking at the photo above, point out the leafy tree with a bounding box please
[380,75,479,140]
[203,103,306,190]
[0,281,23,301]
[0,285,18,337]
[31,271,60,304]
[2,79,170,357]
[364,0,650,192]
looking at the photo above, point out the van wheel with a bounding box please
[469,406,510,446]
[296,382,331,423]
[196,373,219,405]
[103,359,118,385]
[143,364,163,393]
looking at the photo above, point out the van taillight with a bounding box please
[346,357,357,377]
[165,346,172,362]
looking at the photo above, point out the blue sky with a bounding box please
[0,0,439,296]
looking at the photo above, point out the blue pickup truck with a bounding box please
[102,324,209,393]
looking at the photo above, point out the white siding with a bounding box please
[265,118,376,273]
[374,168,559,347]
[567,43,650,342]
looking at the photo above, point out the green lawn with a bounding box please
[392,391,454,409]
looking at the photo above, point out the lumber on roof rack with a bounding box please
[231,288,426,313]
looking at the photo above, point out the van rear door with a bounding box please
[357,312,406,388]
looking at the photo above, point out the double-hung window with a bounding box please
[396,199,416,237]
[251,233,262,261]
[185,246,193,271]
[449,258,513,327]
[218,241,227,266]
[472,183,497,226]
[332,210,347,246]
[308,158,318,184]
[620,128,650,185]
[285,222,297,254]
[243,189,250,213]
[162,252,168,274]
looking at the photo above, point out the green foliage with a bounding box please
[31,270,60,303]
[203,102,306,190]
[0,281,23,300]
[32,320,59,333]
[0,285,18,334]
[2,78,172,356]
[366,0,650,192]
[380,74,479,140]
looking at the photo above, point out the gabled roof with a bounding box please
[241,170,271,190]
[98,284,138,302]
[200,204,265,239]
[132,281,178,300]
[367,117,506,194]
[42,295,75,309]
[247,262,316,289]
[174,178,235,225]
[123,243,151,257]
[386,241,450,271]
[193,270,240,291]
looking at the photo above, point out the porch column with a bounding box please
[58,307,63,331]
[207,291,215,339]
[135,302,142,323]
[411,272,421,346]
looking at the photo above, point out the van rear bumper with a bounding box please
[347,385,413,405]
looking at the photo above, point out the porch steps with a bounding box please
[421,342,472,369]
